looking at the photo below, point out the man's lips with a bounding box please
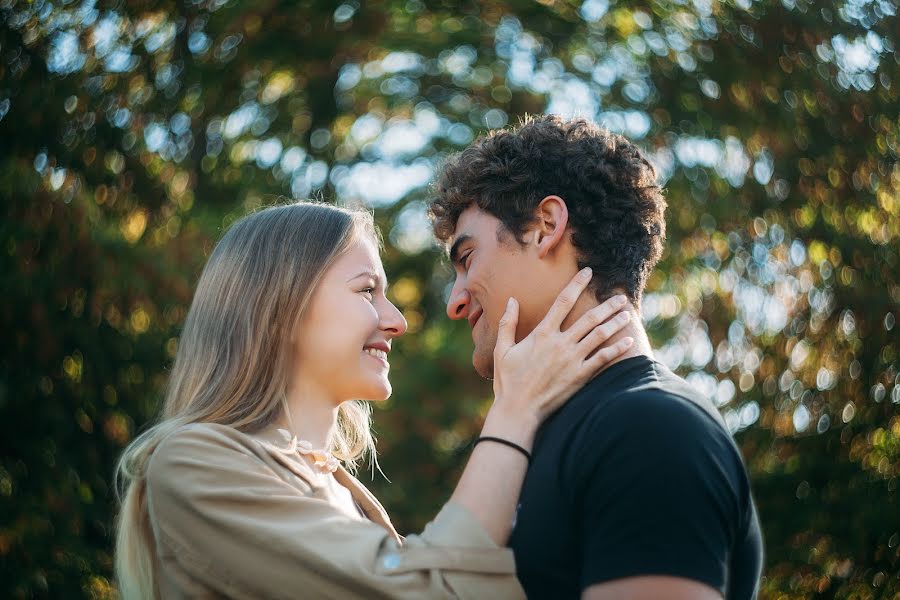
[467,308,483,330]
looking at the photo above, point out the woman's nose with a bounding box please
[381,301,408,337]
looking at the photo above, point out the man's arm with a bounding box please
[582,576,723,600]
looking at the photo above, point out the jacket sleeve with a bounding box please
[145,425,524,600]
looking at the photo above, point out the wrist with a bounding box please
[482,402,539,451]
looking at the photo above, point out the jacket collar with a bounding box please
[249,426,402,544]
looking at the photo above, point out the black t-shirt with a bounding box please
[509,356,763,599]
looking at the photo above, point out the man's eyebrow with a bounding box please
[449,234,472,265]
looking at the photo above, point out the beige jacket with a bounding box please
[146,422,525,599]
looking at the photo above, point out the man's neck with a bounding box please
[559,293,654,373]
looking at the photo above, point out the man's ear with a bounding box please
[532,195,570,258]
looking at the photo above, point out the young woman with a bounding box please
[114,201,634,599]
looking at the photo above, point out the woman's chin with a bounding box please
[356,379,392,402]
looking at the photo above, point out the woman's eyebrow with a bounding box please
[347,270,379,283]
[346,270,388,292]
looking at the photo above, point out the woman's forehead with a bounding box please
[335,237,386,280]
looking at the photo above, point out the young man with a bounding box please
[429,115,763,599]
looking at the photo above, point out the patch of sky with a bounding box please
[333,3,356,24]
[643,31,669,57]
[691,0,714,17]
[740,401,760,429]
[657,340,686,371]
[77,0,100,27]
[47,30,86,74]
[686,371,718,404]
[144,20,176,53]
[579,0,609,22]
[688,325,714,368]
[716,378,736,407]
[441,45,477,76]
[255,138,283,169]
[91,13,120,57]
[280,147,307,174]
[291,160,329,199]
[447,123,474,146]
[223,103,260,140]
[790,240,807,266]
[591,59,617,87]
[733,280,789,335]
[105,49,137,73]
[188,31,211,54]
[351,113,386,145]
[649,147,676,184]
[641,292,682,323]
[336,64,363,91]
[496,18,541,89]
[169,112,191,136]
[483,108,508,129]
[378,121,429,159]
[597,110,652,139]
[34,152,48,174]
[831,33,882,89]
[143,122,169,152]
[546,76,598,121]
[674,137,721,168]
[414,104,445,137]
[494,15,523,60]
[532,58,566,94]
[838,0,895,27]
[382,52,424,74]
[336,158,433,207]
[716,136,750,187]
[390,201,436,255]
[792,404,810,432]
[380,76,419,98]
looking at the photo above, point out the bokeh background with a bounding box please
[2,0,898,597]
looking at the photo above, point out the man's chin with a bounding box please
[472,350,495,380]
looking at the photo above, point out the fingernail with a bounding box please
[619,311,631,322]
[615,294,627,305]
[507,297,515,310]
[579,267,592,280]
[622,336,634,347]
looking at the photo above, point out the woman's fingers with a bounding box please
[538,267,593,333]
[583,336,634,374]
[494,297,519,360]
[575,309,631,354]
[566,294,630,342]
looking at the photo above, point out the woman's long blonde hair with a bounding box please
[114,200,378,598]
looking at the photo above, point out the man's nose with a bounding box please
[446,281,470,321]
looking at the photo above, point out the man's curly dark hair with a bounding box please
[429,114,667,304]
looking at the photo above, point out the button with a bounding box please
[382,553,401,570]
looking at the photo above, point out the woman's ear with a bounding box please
[533,195,570,258]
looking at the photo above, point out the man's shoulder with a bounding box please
[555,363,745,484]
[572,360,726,436]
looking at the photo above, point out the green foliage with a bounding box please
[1,0,897,597]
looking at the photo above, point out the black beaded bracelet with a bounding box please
[473,436,532,464]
